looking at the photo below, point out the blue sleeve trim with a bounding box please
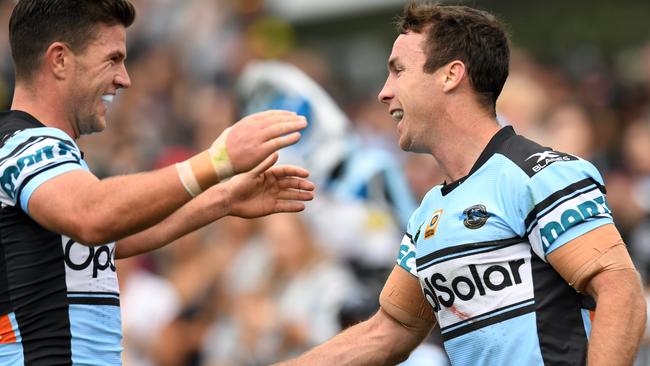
[20,163,84,214]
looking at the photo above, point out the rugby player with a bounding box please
[277,2,646,365]
[0,0,314,364]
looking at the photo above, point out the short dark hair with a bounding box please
[397,2,509,113]
[9,0,136,82]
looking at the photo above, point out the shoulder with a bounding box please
[495,133,581,178]
[0,111,75,150]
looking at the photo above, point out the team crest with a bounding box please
[424,209,443,239]
[463,204,489,229]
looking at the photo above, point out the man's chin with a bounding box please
[399,137,414,152]
[79,118,107,136]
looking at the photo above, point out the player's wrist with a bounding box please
[207,127,235,179]
[176,128,236,198]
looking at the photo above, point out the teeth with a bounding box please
[101,95,115,105]
[391,110,404,122]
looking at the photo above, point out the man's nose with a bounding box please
[115,64,131,89]
[377,78,393,104]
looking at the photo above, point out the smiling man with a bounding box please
[277,2,646,366]
[0,1,315,365]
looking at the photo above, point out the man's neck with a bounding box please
[429,110,501,184]
[11,83,76,139]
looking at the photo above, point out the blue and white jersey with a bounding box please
[396,126,612,365]
[0,111,121,366]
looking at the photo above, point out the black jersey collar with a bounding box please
[0,110,47,128]
[441,125,515,196]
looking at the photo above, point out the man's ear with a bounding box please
[442,60,466,93]
[45,42,72,80]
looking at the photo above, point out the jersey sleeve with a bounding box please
[0,128,85,213]
[395,204,422,276]
[511,157,613,260]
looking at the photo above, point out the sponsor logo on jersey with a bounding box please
[0,141,81,199]
[424,209,443,239]
[417,242,533,331]
[422,259,526,312]
[524,150,577,173]
[397,235,417,275]
[539,195,611,250]
[64,239,116,278]
[462,204,489,229]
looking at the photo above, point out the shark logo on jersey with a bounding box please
[524,150,577,174]
[462,204,489,229]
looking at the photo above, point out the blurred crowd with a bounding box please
[1,0,650,365]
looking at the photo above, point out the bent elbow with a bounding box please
[71,216,117,245]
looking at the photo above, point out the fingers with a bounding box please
[261,132,302,153]
[250,110,299,121]
[277,189,314,201]
[250,153,279,175]
[226,111,306,174]
[276,177,315,192]
[273,202,306,213]
[269,165,310,179]
[261,118,308,139]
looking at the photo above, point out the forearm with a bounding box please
[276,308,423,366]
[588,270,646,366]
[116,184,230,258]
[77,166,193,243]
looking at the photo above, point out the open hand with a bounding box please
[223,153,315,218]
[225,110,307,174]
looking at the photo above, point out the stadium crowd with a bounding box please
[1,0,649,365]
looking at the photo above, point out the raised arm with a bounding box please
[27,110,306,245]
[276,265,436,366]
[547,224,646,366]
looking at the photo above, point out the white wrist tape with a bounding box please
[174,127,237,198]
[176,161,202,197]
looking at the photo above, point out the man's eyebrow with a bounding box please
[108,50,126,61]
[388,58,399,71]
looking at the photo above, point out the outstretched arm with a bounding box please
[28,110,306,245]
[276,265,435,366]
[116,154,314,259]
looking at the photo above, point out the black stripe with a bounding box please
[0,134,78,168]
[442,302,535,341]
[15,160,83,207]
[0,222,12,315]
[525,188,606,237]
[0,135,46,165]
[524,178,605,229]
[0,207,72,365]
[440,298,534,331]
[67,291,119,297]
[0,111,46,148]
[416,237,522,267]
[531,249,588,365]
[68,297,120,307]
[417,241,525,271]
